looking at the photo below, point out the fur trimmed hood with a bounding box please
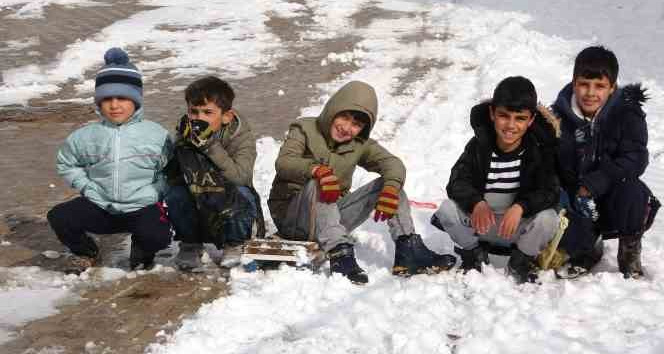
[553,82,649,126]
[622,83,649,108]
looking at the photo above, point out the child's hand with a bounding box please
[498,204,523,239]
[176,115,191,139]
[577,185,591,197]
[374,185,399,222]
[471,201,495,235]
[574,195,599,221]
[177,116,213,148]
[312,165,341,203]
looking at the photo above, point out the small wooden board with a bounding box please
[241,236,325,268]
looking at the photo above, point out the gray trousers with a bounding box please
[435,199,558,256]
[277,178,415,252]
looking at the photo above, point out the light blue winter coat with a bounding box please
[56,108,173,214]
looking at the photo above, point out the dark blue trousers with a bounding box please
[47,197,171,258]
[560,179,652,260]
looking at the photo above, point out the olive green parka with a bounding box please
[268,81,406,223]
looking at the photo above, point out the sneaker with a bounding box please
[328,243,368,284]
[129,238,155,271]
[393,234,456,276]
[506,249,538,284]
[557,238,604,279]
[618,236,644,279]
[175,243,204,272]
[556,263,590,279]
[456,245,489,274]
[64,254,98,275]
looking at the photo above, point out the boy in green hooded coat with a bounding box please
[269,81,456,284]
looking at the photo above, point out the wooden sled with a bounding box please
[241,234,325,270]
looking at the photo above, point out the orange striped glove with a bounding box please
[312,165,341,203]
[374,185,399,222]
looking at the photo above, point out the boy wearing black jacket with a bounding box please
[433,76,559,283]
[552,46,657,279]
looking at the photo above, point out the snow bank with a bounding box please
[427,0,664,85]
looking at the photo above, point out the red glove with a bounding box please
[374,185,400,222]
[312,165,341,203]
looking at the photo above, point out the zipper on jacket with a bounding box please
[114,126,121,201]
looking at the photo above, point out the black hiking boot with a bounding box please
[64,254,99,275]
[506,249,538,284]
[328,243,369,284]
[456,245,489,274]
[392,234,456,276]
[129,238,155,271]
[618,236,644,279]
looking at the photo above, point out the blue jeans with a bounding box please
[165,185,257,247]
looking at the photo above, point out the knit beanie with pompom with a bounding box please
[94,47,143,109]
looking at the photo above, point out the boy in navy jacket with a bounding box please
[553,46,657,279]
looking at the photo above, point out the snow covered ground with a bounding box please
[2,0,664,352]
[432,0,664,86]
[0,264,128,344]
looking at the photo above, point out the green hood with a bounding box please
[317,80,378,143]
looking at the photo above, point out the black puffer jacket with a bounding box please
[446,102,559,218]
[552,83,649,197]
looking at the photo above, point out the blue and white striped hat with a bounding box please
[94,48,143,108]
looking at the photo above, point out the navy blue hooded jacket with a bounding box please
[552,83,649,197]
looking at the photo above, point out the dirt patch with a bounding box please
[0,272,227,354]
[0,112,90,220]
[399,31,453,44]
[231,35,361,138]
[351,4,413,29]
[393,57,453,96]
[0,216,124,270]
[0,218,9,237]
[0,103,95,123]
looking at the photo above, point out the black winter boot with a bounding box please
[328,243,369,284]
[393,234,456,276]
[129,237,155,271]
[456,245,489,274]
[506,249,538,284]
[618,236,644,279]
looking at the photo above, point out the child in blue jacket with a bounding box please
[47,48,173,274]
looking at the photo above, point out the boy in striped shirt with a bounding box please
[433,76,560,283]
